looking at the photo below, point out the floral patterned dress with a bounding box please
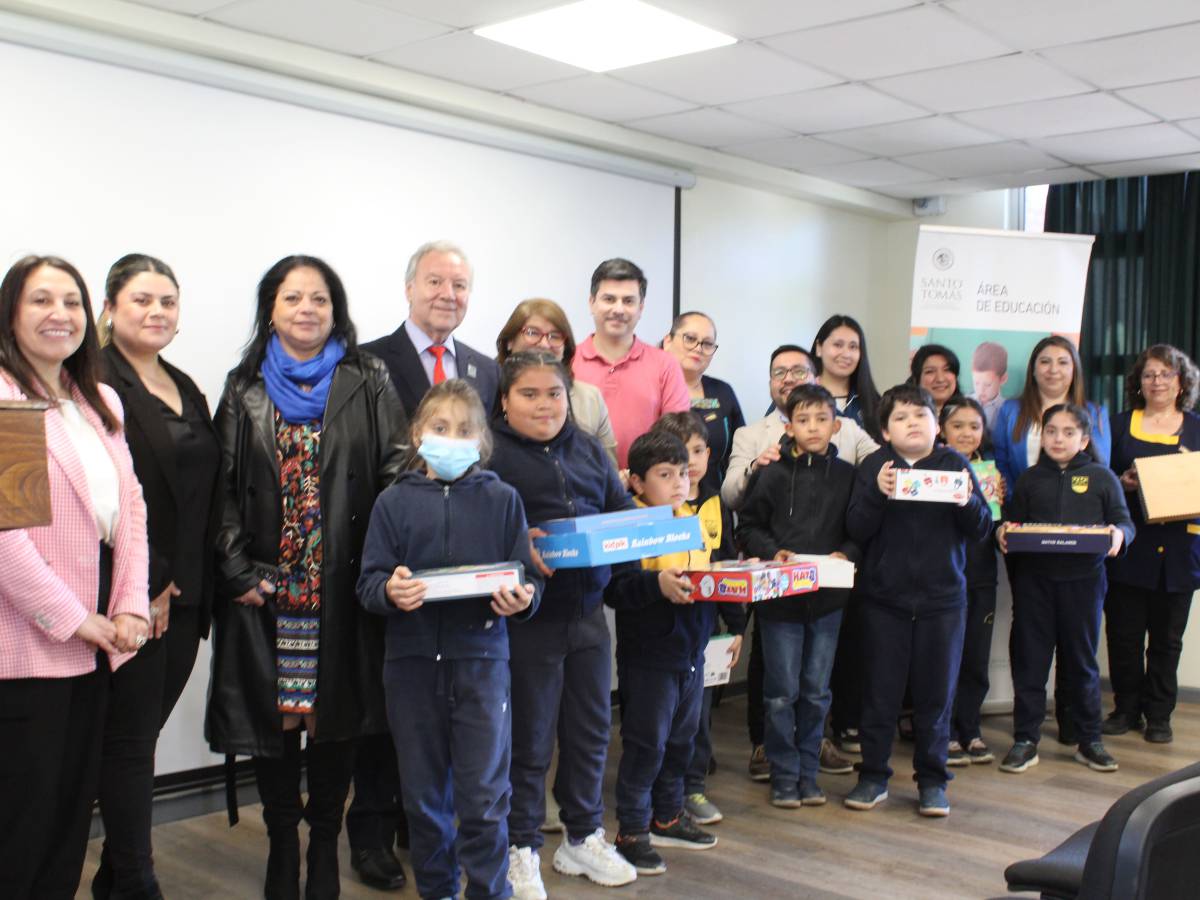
[274,412,323,714]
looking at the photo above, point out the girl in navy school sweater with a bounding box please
[487,351,639,898]
[997,403,1134,777]
[357,378,541,900]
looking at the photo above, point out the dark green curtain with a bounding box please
[1045,172,1200,414]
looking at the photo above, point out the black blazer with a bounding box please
[361,323,501,418]
[101,344,223,638]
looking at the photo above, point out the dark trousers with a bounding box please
[385,657,511,900]
[1012,570,1105,746]
[684,686,715,794]
[0,661,110,900]
[507,607,611,851]
[951,584,997,744]
[829,591,865,735]
[858,602,965,790]
[615,661,704,834]
[1105,578,1194,721]
[746,611,764,746]
[346,733,407,851]
[160,603,202,726]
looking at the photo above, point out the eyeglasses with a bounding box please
[520,325,566,348]
[1141,370,1178,383]
[770,365,814,381]
[676,332,718,355]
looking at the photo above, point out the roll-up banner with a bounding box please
[909,225,1095,428]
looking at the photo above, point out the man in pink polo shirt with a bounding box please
[572,258,690,467]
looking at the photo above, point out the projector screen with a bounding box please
[0,38,676,776]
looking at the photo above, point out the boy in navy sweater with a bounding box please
[844,385,991,817]
[736,384,858,809]
[606,431,728,876]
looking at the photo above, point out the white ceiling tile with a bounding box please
[899,141,1065,177]
[626,108,792,147]
[1040,23,1200,90]
[724,84,926,134]
[1179,119,1200,139]
[648,0,919,40]
[130,0,235,12]
[954,92,1158,139]
[872,55,1092,113]
[1090,153,1200,178]
[969,167,1101,190]
[360,0,562,29]
[945,0,1200,51]
[819,116,999,156]
[720,136,870,169]
[875,180,983,199]
[371,31,582,90]
[1030,123,1200,165]
[510,75,695,122]
[803,158,937,187]
[1117,78,1200,121]
[611,43,839,107]
[764,7,1013,81]
[207,0,448,56]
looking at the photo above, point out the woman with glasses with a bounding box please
[1102,345,1200,745]
[662,311,745,496]
[496,298,618,466]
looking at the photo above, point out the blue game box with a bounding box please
[534,505,704,568]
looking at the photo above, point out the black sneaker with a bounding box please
[834,728,862,754]
[946,740,969,767]
[615,832,665,875]
[649,813,718,850]
[1144,719,1173,744]
[965,738,994,764]
[1075,741,1119,772]
[998,741,1039,773]
[1101,710,1144,736]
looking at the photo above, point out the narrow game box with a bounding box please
[410,562,525,602]
[892,467,970,504]
[971,459,1003,521]
[687,560,819,603]
[787,554,856,589]
[703,634,736,688]
[1005,524,1112,554]
[533,507,703,569]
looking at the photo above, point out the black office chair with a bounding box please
[1003,762,1200,899]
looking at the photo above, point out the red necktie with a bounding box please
[429,345,447,385]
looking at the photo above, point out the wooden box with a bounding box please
[0,400,51,530]
[1135,451,1200,523]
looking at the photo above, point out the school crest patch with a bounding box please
[1071,475,1089,494]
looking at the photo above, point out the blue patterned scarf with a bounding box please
[262,334,345,424]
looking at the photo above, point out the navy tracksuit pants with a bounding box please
[1011,569,1105,747]
[507,607,612,851]
[858,601,966,790]
[951,584,997,744]
[384,657,511,900]
[615,660,705,834]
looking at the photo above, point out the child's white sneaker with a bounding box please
[552,828,637,887]
[507,845,547,900]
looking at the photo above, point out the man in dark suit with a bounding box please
[351,240,500,891]
[361,239,500,417]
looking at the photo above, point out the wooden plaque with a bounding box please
[0,400,51,530]
[1135,451,1200,524]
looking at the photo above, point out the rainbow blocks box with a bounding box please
[703,634,735,688]
[533,505,704,569]
[1005,523,1112,554]
[410,562,525,602]
[892,467,970,504]
[687,560,819,603]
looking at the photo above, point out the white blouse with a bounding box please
[1025,424,1042,469]
[58,399,120,544]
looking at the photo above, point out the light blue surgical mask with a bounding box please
[418,433,480,481]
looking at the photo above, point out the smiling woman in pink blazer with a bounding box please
[0,255,150,900]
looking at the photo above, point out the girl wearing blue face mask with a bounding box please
[357,377,542,900]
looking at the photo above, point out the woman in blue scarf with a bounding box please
[209,255,409,900]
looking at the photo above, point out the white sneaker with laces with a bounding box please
[507,845,547,900]
[552,828,637,887]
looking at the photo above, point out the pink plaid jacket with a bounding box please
[0,372,149,678]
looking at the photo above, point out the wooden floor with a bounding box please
[79,693,1200,899]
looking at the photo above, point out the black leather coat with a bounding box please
[205,352,408,757]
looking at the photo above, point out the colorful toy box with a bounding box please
[893,467,970,504]
[533,505,703,569]
[687,560,819,603]
[787,554,856,589]
[971,459,1003,520]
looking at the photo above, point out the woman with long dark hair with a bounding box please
[811,315,881,441]
[207,255,408,899]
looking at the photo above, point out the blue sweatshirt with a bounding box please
[847,444,992,614]
[357,467,542,660]
[488,416,636,623]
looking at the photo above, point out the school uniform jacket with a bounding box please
[361,324,500,418]
[0,373,150,679]
[1006,450,1136,582]
[846,444,992,615]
